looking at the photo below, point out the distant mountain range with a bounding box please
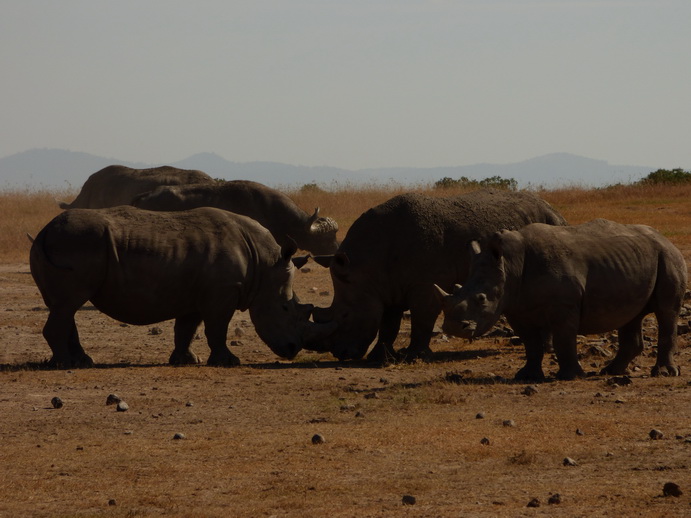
[0,148,654,190]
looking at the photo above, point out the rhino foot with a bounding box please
[600,363,628,376]
[514,364,546,382]
[207,350,241,367]
[48,353,94,369]
[399,346,433,364]
[169,350,201,366]
[366,343,400,365]
[555,366,587,381]
[651,364,680,377]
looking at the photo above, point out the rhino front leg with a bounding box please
[366,307,403,364]
[204,315,240,367]
[514,328,547,381]
[169,314,203,365]
[602,316,644,376]
[651,313,680,377]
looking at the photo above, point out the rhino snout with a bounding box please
[442,319,477,339]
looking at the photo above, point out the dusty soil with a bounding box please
[1,260,690,517]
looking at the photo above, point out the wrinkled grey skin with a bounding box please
[30,206,335,368]
[58,165,215,209]
[435,219,687,380]
[132,180,339,255]
[310,190,567,363]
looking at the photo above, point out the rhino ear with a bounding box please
[281,237,298,262]
[292,255,310,269]
[308,207,320,224]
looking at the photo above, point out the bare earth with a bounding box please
[1,259,690,517]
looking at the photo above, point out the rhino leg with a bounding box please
[602,316,644,376]
[43,308,93,368]
[204,316,240,367]
[552,325,586,380]
[366,307,403,364]
[651,312,680,377]
[169,314,202,365]
[398,291,439,362]
[514,329,546,381]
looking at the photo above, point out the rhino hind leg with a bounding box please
[169,314,203,365]
[651,311,680,377]
[43,309,93,368]
[601,316,644,376]
[552,329,586,381]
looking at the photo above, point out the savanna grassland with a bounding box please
[1,184,690,517]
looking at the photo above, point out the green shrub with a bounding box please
[434,175,517,191]
[638,168,691,185]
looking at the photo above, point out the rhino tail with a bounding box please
[57,199,71,209]
[29,228,73,273]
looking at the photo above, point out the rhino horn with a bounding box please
[433,284,450,303]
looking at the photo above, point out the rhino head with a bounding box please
[434,237,507,339]
[301,208,339,255]
[305,252,383,360]
[249,242,337,359]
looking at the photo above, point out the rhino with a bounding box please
[309,190,567,363]
[132,180,339,255]
[58,165,215,209]
[434,219,688,380]
[29,206,335,368]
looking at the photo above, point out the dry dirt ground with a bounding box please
[1,259,690,517]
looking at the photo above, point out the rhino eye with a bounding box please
[476,293,487,305]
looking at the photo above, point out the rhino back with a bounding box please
[64,165,215,209]
[509,219,687,332]
[339,190,565,295]
[32,206,277,324]
[136,180,312,248]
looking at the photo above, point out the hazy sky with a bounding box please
[2,1,690,170]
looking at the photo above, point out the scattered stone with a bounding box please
[476,412,486,419]
[480,437,491,446]
[185,401,194,407]
[230,340,243,347]
[106,394,121,406]
[649,429,664,440]
[662,482,683,497]
[364,392,378,399]
[299,267,312,274]
[379,378,389,384]
[116,401,129,412]
[547,493,562,505]
[614,398,626,404]
[311,434,325,445]
[401,495,416,506]
[173,433,186,440]
[319,290,330,297]
[51,397,63,409]
[563,457,578,467]
[355,411,365,418]
[526,497,540,508]
[108,499,117,506]
[521,385,538,396]
[148,326,162,335]
[234,327,244,337]
[576,428,584,436]
[502,419,516,427]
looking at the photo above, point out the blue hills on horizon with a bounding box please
[0,148,654,190]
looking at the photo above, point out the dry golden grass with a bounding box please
[1,183,690,516]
